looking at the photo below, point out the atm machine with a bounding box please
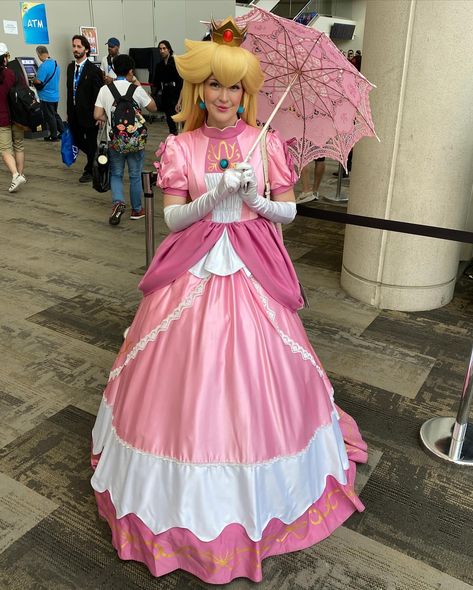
[9,56,39,90]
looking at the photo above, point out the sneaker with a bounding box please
[8,173,27,193]
[296,191,316,205]
[109,202,126,226]
[130,207,145,220]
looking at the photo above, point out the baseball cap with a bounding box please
[0,42,9,55]
[106,37,120,48]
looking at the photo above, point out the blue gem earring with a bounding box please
[237,105,244,114]
[198,100,206,110]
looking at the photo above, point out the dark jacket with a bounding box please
[152,56,182,111]
[0,68,16,127]
[66,59,103,127]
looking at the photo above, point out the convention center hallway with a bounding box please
[0,122,472,590]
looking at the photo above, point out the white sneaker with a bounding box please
[296,191,316,204]
[8,173,27,193]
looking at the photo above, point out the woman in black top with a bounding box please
[152,40,182,135]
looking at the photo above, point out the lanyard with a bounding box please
[73,62,84,102]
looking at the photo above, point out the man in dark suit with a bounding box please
[66,35,103,183]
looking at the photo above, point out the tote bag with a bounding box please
[61,123,79,167]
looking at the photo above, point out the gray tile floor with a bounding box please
[0,122,472,589]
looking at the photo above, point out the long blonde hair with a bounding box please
[173,39,264,132]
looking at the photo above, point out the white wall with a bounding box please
[0,0,234,117]
[235,0,279,18]
[314,0,366,53]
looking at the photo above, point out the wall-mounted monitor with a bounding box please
[330,23,355,40]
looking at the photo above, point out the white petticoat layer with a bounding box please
[189,228,251,279]
[91,399,350,542]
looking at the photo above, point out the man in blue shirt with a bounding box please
[33,46,63,141]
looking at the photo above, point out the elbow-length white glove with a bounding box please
[235,163,296,224]
[164,169,241,232]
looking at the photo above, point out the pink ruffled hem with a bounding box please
[95,464,363,584]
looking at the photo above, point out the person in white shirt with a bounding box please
[100,37,120,84]
[94,54,157,225]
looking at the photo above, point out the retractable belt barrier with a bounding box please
[141,171,156,269]
[297,205,473,244]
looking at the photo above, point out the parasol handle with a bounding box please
[244,73,299,163]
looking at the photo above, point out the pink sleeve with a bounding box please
[266,131,298,197]
[154,135,188,198]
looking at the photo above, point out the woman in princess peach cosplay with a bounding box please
[91,17,367,584]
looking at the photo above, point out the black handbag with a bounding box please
[92,126,110,193]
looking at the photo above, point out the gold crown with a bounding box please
[211,17,247,47]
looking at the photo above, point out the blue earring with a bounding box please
[237,105,244,114]
[198,101,206,110]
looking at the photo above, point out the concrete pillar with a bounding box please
[341,0,473,311]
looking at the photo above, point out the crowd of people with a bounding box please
[0,32,362,209]
[344,47,362,70]
[0,34,182,225]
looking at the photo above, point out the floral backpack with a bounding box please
[108,83,147,152]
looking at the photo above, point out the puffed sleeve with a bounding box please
[266,130,298,197]
[154,135,188,197]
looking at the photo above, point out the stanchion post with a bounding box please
[419,344,473,466]
[336,162,343,199]
[449,347,473,460]
[324,162,348,204]
[141,171,156,269]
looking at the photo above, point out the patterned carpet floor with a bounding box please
[0,122,472,589]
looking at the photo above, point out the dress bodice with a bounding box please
[146,120,303,310]
[155,119,297,203]
[203,173,258,223]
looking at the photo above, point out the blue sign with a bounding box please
[21,2,49,45]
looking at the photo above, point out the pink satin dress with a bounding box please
[91,119,368,584]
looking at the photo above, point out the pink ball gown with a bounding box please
[91,119,368,584]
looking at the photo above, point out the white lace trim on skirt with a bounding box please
[108,276,210,382]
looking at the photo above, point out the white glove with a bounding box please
[164,169,241,232]
[236,163,296,224]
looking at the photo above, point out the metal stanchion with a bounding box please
[122,171,156,342]
[323,162,349,203]
[141,171,156,269]
[420,345,473,466]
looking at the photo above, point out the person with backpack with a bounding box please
[94,54,157,225]
[33,46,63,142]
[0,43,26,193]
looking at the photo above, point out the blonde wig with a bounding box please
[173,38,264,132]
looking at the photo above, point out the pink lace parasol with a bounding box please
[237,8,377,173]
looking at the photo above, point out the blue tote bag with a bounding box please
[61,123,79,167]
